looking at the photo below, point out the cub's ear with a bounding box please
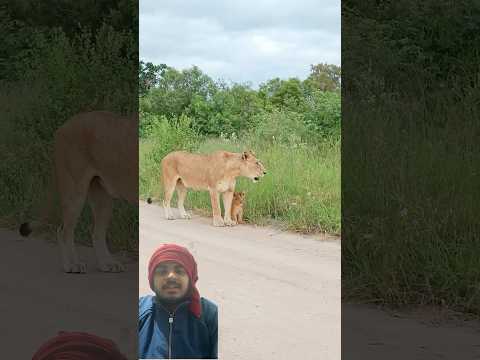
[240,191,246,197]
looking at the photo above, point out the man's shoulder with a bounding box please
[139,294,155,303]
[200,297,218,319]
[201,297,217,309]
[139,295,155,314]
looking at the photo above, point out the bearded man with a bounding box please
[139,244,218,359]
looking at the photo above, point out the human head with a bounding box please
[148,244,201,317]
[152,260,190,304]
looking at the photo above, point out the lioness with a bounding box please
[161,150,266,226]
[19,111,138,273]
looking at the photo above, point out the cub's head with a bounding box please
[233,191,246,205]
[239,150,267,183]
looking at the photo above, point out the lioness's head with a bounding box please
[240,150,267,183]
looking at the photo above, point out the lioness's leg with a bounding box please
[176,182,191,219]
[163,184,176,220]
[54,131,94,273]
[162,173,177,220]
[57,176,89,273]
[209,190,224,226]
[88,177,125,272]
[222,191,236,226]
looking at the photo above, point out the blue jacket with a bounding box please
[139,295,218,359]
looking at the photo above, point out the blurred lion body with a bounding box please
[161,150,266,226]
[20,111,138,273]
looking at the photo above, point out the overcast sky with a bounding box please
[140,0,340,88]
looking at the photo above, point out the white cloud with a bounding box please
[140,0,340,87]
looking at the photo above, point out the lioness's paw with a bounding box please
[224,218,236,226]
[213,217,225,227]
[98,260,125,273]
[63,261,87,274]
[180,212,191,219]
[164,208,175,220]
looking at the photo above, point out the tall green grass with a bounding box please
[140,114,341,234]
[0,24,137,253]
[342,0,480,315]
[0,87,138,253]
[343,95,480,314]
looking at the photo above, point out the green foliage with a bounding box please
[142,66,217,119]
[139,61,166,96]
[138,61,342,234]
[140,125,341,234]
[8,24,137,142]
[304,63,341,92]
[261,77,304,109]
[303,91,341,139]
[343,0,480,314]
[6,0,137,37]
[139,114,200,199]
[251,109,310,146]
[187,84,263,136]
[1,2,137,252]
[139,62,342,140]
[142,114,199,158]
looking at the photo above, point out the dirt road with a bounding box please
[3,199,477,359]
[139,201,341,360]
[141,201,480,360]
[343,303,480,359]
[0,228,138,359]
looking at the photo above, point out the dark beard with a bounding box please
[154,286,192,307]
[155,292,188,305]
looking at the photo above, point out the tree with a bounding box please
[142,65,217,118]
[139,61,166,96]
[259,78,304,110]
[6,0,137,36]
[305,63,341,92]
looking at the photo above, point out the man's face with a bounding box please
[153,261,190,304]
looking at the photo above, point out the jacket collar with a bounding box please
[154,297,191,315]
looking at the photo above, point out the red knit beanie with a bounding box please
[148,243,201,318]
[32,331,127,360]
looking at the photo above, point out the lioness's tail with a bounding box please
[19,218,54,237]
[19,167,58,238]
[19,221,34,237]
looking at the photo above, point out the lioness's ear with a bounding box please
[242,151,248,160]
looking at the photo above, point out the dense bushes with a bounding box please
[342,0,480,313]
[1,2,138,252]
[139,63,341,140]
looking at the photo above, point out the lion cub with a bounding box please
[231,191,246,224]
